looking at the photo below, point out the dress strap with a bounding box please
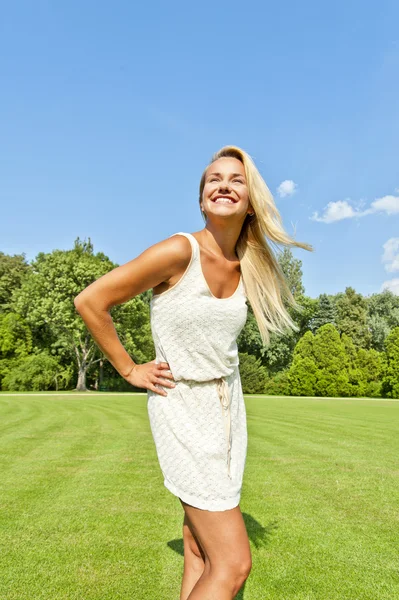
[169,232,199,261]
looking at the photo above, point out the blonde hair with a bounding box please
[199,145,313,346]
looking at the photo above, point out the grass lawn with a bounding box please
[0,392,398,599]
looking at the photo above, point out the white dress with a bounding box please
[147,232,248,511]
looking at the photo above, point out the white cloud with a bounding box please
[381,278,399,295]
[311,200,359,223]
[369,195,399,215]
[277,180,298,198]
[382,237,399,273]
[311,191,399,223]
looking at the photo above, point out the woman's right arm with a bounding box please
[74,235,190,396]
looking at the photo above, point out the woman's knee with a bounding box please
[239,555,253,580]
[180,501,252,585]
[212,551,252,587]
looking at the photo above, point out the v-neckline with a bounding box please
[189,233,242,301]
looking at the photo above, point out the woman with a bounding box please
[74,145,312,599]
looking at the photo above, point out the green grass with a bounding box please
[0,393,398,600]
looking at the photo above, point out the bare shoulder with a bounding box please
[74,233,192,310]
[151,234,192,296]
[150,233,192,270]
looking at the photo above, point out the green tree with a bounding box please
[340,329,383,397]
[292,330,315,360]
[261,295,318,374]
[238,304,299,375]
[0,312,32,358]
[355,347,383,398]
[0,252,30,312]
[367,290,399,351]
[237,306,264,359]
[263,370,291,396]
[381,327,399,399]
[2,351,73,391]
[260,329,297,375]
[310,293,336,333]
[112,296,155,373]
[287,331,317,396]
[293,294,319,336]
[334,287,371,349]
[312,324,350,397]
[238,352,268,394]
[0,313,33,389]
[368,314,391,352]
[289,357,317,396]
[341,333,358,369]
[367,290,399,328]
[277,247,305,299]
[12,238,117,391]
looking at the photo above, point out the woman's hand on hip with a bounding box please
[124,360,176,396]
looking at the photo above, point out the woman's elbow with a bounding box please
[74,290,109,315]
[74,288,94,313]
[74,293,86,314]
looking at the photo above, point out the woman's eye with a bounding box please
[233,179,244,184]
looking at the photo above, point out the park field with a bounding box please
[0,392,398,600]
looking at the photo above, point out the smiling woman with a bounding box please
[74,144,313,600]
[199,145,313,346]
[204,164,246,209]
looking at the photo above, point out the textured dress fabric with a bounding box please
[147,232,248,511]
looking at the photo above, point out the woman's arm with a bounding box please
[74,235,190,394]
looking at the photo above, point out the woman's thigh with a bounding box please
[179,499,252,573]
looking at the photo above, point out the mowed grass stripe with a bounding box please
[0,394,171,598]
[0,394,398,599]
[243,396,399,599]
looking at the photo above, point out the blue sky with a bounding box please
[1,0,398,299]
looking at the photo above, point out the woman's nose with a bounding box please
[218,181,231,192]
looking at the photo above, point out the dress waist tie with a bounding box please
[215,377,232,480]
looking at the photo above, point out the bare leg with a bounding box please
[179,499,252,600]
[180,513,206,600]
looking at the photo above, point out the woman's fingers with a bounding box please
[149,361,175,395]
[156,377,176,388]
[153,368,176,388]
[155,363,175,381]
[151,383,168,397]
[156,370,175,382]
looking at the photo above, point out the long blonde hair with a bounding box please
[199,145,313,346]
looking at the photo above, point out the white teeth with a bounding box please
[214,198,234,204]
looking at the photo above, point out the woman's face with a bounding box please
[201,157,251,221]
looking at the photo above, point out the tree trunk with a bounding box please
[75,365,87,391]
[99,358,104,387]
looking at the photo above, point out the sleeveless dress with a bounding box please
[147,232,248,511]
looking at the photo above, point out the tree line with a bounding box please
[1,238,398,398]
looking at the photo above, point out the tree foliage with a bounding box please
[2,352,73,391]
[0,238,397,397]
[277,247,305,299]
[0,252,30,312]
[334,287,371,349]
[286,324,384,398]
[367,291,399,351]
[310,293,336,333]
[238,352,268,394]
[381,327,399,399]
